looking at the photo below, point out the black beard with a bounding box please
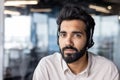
[60,46,86,63]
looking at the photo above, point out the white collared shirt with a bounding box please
[33,52,119,80]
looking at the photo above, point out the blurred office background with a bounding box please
[0,0,120,80]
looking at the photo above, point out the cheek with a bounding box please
[74,39,87,49]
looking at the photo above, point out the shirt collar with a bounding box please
[62,52,92,77]
[62,59,69,72]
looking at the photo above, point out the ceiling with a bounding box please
[4,0,120,16]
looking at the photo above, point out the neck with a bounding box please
[67,53,88,75]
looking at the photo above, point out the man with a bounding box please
[33,3,119,80]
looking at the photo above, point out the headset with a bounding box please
[87,26,94,49]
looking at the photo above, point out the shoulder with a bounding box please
[89,52,119,73]
[38,52,62,66]
[89,52,114,65]
[33,53,62,80]
[88,52,119,79]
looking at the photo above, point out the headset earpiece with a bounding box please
[87,27,94,49]
[87,39,94,49]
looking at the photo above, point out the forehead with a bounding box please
[60,20,86,31]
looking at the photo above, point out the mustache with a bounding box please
[62,46,78,52]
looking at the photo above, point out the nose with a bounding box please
[65,35,74,46]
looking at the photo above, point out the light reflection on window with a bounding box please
[5,16,32,49]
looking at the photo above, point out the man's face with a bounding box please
[58,20,87,63]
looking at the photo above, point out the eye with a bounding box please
[74,33,81,38]
[59,32,66,38]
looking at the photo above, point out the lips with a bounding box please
[64,49,76,54]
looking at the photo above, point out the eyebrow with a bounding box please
[59,31,66,33]
[59,31,83,34]
[72,31,83,34]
